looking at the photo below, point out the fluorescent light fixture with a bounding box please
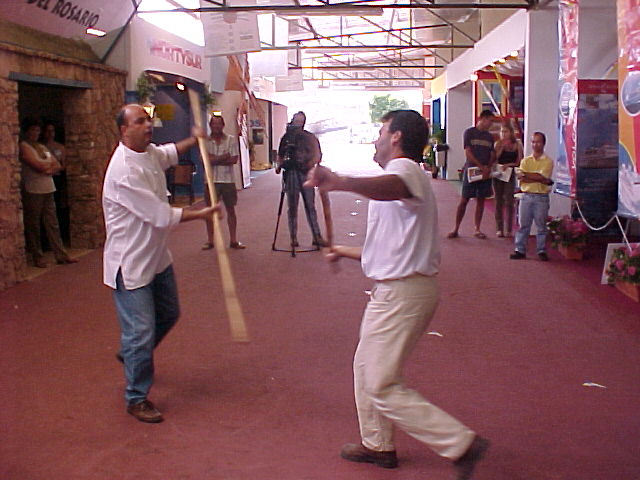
[510,50,519,57]
[212,110,222,116]
[470,73,478,82]
[497,58,507,64]
[176,82,186,91]
[86,28,106,37]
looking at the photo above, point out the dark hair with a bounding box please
[291,111,306,124]
[21,116,41,133]
[479,109,495,119]
[533,131,546,145]
[380,110,429,162]
[116,107,128,129]
[210,114,225,126]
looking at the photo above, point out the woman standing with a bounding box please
[493,123,523,237]
[19,117,76,267]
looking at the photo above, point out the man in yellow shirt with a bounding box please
[510,132,554,261]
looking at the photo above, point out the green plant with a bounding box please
[202,84,216,109]
[606,245,640,285]
[135,72,156,103]
[546,215,589,248]
[369,94,409,123]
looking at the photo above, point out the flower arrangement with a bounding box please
[606,245,640,285]
[546,215,589,248]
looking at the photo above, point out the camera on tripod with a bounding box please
[280,123,304,171]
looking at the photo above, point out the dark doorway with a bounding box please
[18,82,70,245]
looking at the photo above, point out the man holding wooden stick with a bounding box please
[305,110,489,480]
[103,104,220,423]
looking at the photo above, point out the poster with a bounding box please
[575,80,619,227]
[617,0,640,218]
[200,0,260,57]
[555,0,580,197]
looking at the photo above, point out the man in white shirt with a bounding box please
[103,104,219,423]
[202,114,245,250]
[305,110,488,480]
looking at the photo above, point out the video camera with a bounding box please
[280,123,304,171]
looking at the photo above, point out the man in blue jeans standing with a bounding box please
[510,131,554,261]
[103,104,219,423]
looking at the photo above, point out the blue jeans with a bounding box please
[514,193,550,255]
[113,265,180,405]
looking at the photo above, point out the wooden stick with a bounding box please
[188,88,249,343]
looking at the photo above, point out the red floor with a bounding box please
[1,170,639,480]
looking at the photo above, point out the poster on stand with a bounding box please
[617,0,640,219]
[555,0,579,197]
[575,80,619,227]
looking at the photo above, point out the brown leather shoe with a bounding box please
[340,443,398,469]
[127,400,164,423]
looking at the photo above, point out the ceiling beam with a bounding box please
[141,3,532,15]
[292,65,444,70]
[292,24,449,43]
[262,44,473,51]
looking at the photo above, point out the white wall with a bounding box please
[445,82,474,178]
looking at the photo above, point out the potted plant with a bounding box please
[546,215,589,259]
[136,72,156,104]
[606,245,640,302]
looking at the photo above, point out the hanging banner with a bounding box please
[0,0,136,38]
[617,0,640,218]
[200,0,260,57]
[555,0,579,197]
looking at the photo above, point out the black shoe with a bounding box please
[454,435,490,480]
[116,353,124,364]
[340,443,398,469]
[538,252,549,261]
[313,237,328,248]
[510,251,526,260]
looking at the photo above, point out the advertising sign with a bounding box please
[0,0,135,38]
[575,80,619,227]
[617,0,640,218]
[555,0,580,197]
[200,0,260,57]
[129,16,207,86]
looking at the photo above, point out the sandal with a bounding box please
[201,242,214,250]
[473,231,487,239]
[446,231,459,239]
[496,231,504,238]
[229,241,246,249]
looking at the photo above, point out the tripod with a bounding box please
[272,170,320,257]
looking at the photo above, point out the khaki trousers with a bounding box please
[22,191,68,262]
[355,274,475,460]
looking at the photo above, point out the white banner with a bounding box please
[200,0,260,57]
[275,69,304,92]
[130,17,207,86]
[0,0,136,38]
[248,50,288,77]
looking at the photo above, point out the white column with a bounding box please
[445,82,473,180]
[524,6,571,216]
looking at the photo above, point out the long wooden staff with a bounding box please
[320,191,333,246]
[188,88,249,343]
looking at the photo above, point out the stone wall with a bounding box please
[0,42,126,291]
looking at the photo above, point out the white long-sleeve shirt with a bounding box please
[102,142,183,290]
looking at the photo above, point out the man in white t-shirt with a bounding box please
[305,110,488,480]
[103,104,219,424]
[202,114,245,250]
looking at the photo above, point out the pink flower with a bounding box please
[615,259,625,270]
[629,266,637,276]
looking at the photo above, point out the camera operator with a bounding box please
[276,111,326,248]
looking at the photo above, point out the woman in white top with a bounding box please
[19,117,76,268]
